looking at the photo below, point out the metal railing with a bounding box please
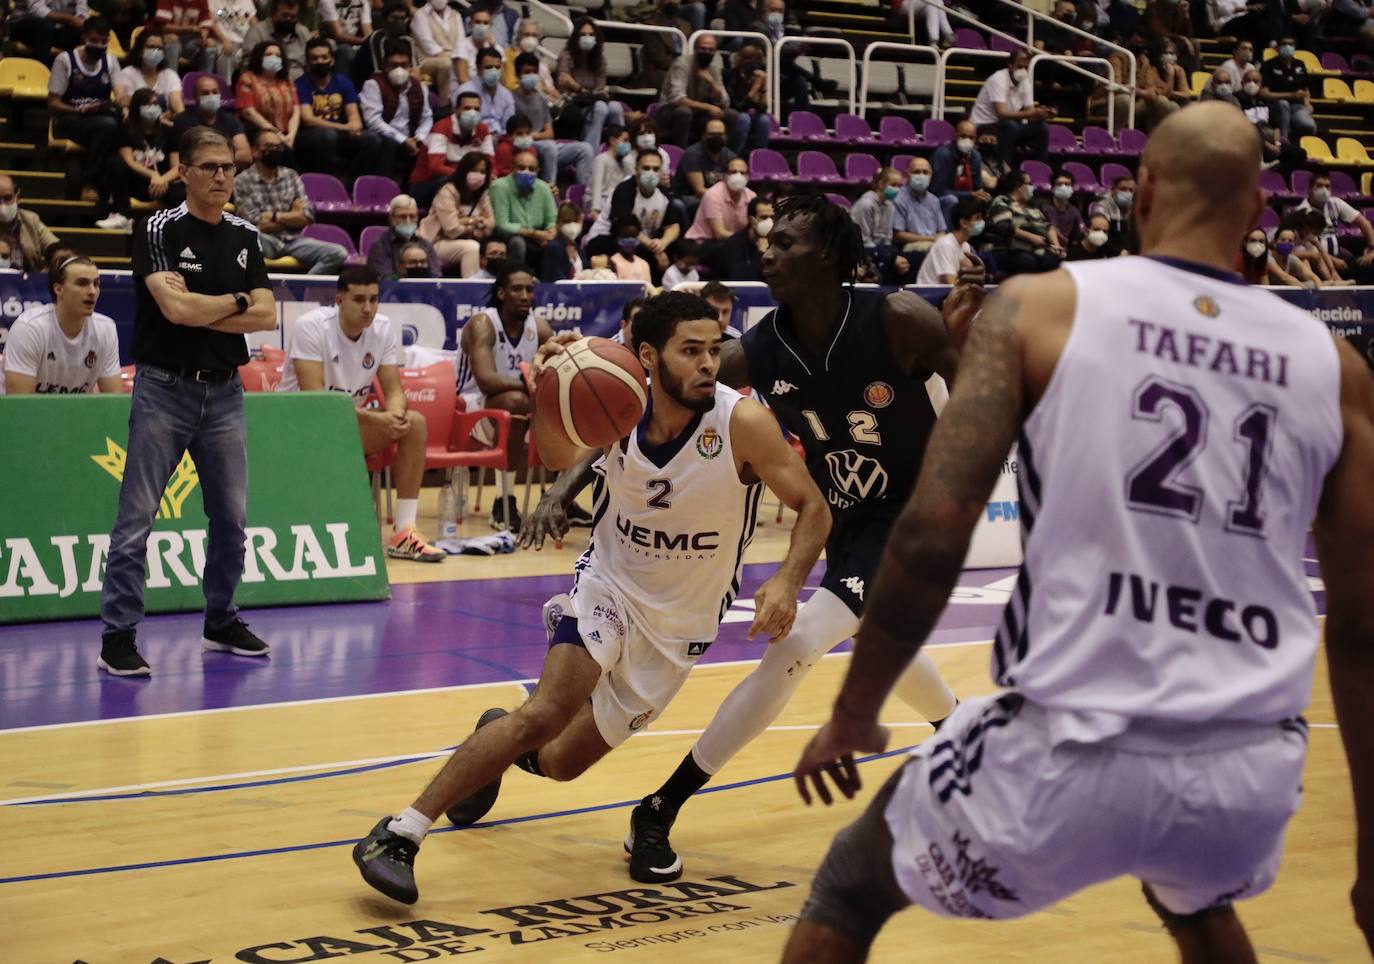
[689,29,776,118]
[859,41,940,121]
[1029,53,1120,135]
[772,36,857,118]
[523,0,573,38]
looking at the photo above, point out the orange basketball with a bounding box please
[534,337,648,448]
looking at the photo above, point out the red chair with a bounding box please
[120,364,136,393]
[237,358,283,392]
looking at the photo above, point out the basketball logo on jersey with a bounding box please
[83,350,97,369]
[362,352,375,370]
[696,427,723,460]
[826,449,889,501]
[1193,295,1220,318]
[864,381,894,409]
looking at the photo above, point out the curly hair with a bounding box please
[773,193,865,285]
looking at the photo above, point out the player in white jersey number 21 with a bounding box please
[787,101,1374,961]
[351,290,831,905]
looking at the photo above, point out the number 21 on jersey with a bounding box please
[802,410,882,445]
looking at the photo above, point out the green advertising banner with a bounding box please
[0,392,389,623]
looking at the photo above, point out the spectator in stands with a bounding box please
[469,0,520,49]
[114,26,185,116]
[1296,171,1374,267]
[351,2,412,91]
[915,195,985,285]
[367,194,440,280]
[585,149,682,273]
[174,74,252,168]
[641,0,694,95]
[541,202,586,282]
[503,20,559,100]
[1134,38,1191,131]
[1294,208,1356,284]
[1236,67,1307,171]
[153,0,221,73]
[237,41,301,147]
[897,0,955,46]
[411,0,467,104]
[700,280,741,336]
[411,90,494,206]
[92,0,145,51]
[0,238,14,270]
[1241,227,1305,284]
[977,128,1011,194]
[686,156,755,244]
[492,113,536,179]
[49,18,122,205]
[1068,212,1120,260]
[1261,36,1318,140]
[851,167,905,281]
[461,47,517,136]
[470,236,506,280]
[556,18,626,151]
[1041,171,1085,249]
[1272,219,1327,286]
[986,169,1063,277]
[725,41,770,122]
[1090,173,1135,250]
[1143,0,1199,74]
[968,48,1052,169]
[1215,39,1254,90]
[100,88,185,232]
[515,53,594,186]
[296,37,383,179]
[398,241,438,278]
[1201,68,1238,104]
[659,34,766,155]
[662,238,702,287]
[319,0,371,79]
[419,152,494,277]
[609,215,654,282]
[1209,0,1280,49]
[213,0,259,79]
[361,42,435,185]
[1330,0,1374,54]
[0,256,121,395]
[277,266,445,561]
[674,117,736,216]
[491,149,557,269]
[234,128,349,274]
[930,120,989,228]
[587,125,632,222]
[10,0,88,64]
[0,175,59,274]
[1088,38,1136,136]
[241,0,312,81]
[704,196,772,283]
[894,157,945,266]
[454,6,502,87]
[752,0,829,111]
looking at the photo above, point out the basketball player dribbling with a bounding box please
[787,101,1374,962]
[351,292,831,905]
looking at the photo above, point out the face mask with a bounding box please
[388,66,410,87]
[514,171,537,190]
[695,52,715,69]
[1080,18,1094,28]
[970,219,985,237]
[473,24,490,38]
[561,221,582,241]
[309,61,332,79]
[0,257,9,270]
[1053,184,1072,201]
[139,103,163,123]
[617,237,639,253]
[754,216,773,237]
[143,48,164,68]
[199,92,221,113]
[1279,44,1295,58]
[1242,82,1260,96]
[766,11,783,26]
[1087,229,1108,247]
[614,140,631,157]
[1011,67,1028,83]
[405,267,429,278]
[513,135,534,150]
[520,36,539,52]
[482,67,501,87]
[704,135,725,152]
[262,55,284,75]
[0,203,17,222]
[1115,191,1133,207]
[1237,50,1251,64]
[726,171,747,192]
[882,185,899,201]
[636,134,656,149]
[638,170,660,191]
[519,73,540,91]
[465,171,487,190]
[1311,187,1331,204]
[1161,53,1176,66]
[261,147,291,168]
[275,19,297,34]
[1246,241,1268,258]
[910,174,931,192]
[395,222,417,239]
[429,0,446,9]
[459,109,480,129]
[579,34,597,51]
[956,137,974,154]
[1214,82,1232,97]
[1276,241,1294,258]
[85,43,106,60]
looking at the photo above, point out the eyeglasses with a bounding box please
[189,162,236,177]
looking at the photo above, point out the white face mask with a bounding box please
[519,35,539,52]
[1053,184,1072,201]
[1246,241,1268,258]
[1311,187,1331,204]
[636,133,656,149]
[1242,81,1260,96]
[726,171,748,192]
[560,221,582,241]
[429,0,446,9]
[754,216,773,237]
[0,203,17,222]
[956,137,974,154]
[388,66,410,88]
[1214,82,1233,97]
[1011,67,1028,83]
[1087,229,1108,247]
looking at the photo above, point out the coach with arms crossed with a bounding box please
[98,126,278,677]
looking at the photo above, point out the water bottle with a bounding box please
[436,482,459,541]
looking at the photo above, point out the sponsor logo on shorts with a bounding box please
[864,381,894,408]
[696,427,723,460]
[771,379,797,396]
[915,831,1020,919]
[686,641,708,657]
[628,710,652,731]
[592,603,625,636]
[840,576,864,600]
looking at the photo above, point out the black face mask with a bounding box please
[405,267,430,278]
[663,2,679,14]
[695,52,715,68]
[704,135,725,152]
[85,42,106,60]
[308,61,332,79]
[274,19,297,34]
[385,19,408,38]
[261,147,292,168]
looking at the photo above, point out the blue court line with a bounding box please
[0,745,916,886]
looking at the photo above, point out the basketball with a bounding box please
[534,336,648,448]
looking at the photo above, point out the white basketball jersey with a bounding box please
[998,257,1342,729]
[456,311,538,398]
[276,306,400,406]
[0,305,119,395]
[576,385,763,659]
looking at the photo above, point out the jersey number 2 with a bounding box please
[802,410,882,445]
[647,478,673,509]
[1125,377,1274,536]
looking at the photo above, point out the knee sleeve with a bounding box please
[889,650,957,722]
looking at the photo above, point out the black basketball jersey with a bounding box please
[742,288,937,514]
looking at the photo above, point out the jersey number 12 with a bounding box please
[802,410,882,445]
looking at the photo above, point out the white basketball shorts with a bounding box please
[460,389,501,446]
[883,694,1307,919]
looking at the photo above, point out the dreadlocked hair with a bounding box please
[773,193,865,285]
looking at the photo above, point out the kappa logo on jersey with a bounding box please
[696,427,723,460]
[772,379,798,396]
[864,381,894,409]
[1193,295,1221,318]
[826,449,889,501]
[237,247,249,270]
[83,350,96,369]
[362,352,375,370]
[840,576,865,600]
[628,711,652,732]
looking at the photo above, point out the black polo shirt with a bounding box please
[1260,56,1307,95]
[705,227,765,282]
[132,203,268,370]
[171,109,245,147]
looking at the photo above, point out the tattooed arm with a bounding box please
[794,270,1075,805]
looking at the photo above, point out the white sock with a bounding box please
[890,650,958,722]
[394,498,419,533]
[387,806,433,844]
[692,588,859,774]
[499,471,514,501]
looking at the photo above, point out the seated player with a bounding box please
[0,256,121,395]
[350,291,832,905]
[276,265,444,562]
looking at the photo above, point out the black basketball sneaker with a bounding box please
[353,817,420,904]
[624,794,684,883]
[445,707,509,825]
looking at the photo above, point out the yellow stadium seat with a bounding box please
[1337,137,1374,166]
[1364,172,1373,196]
[1191,71,1209,97]
[264,257,303,272]
[1295,50,1323,74]
[1301,136,1335,162]
[1262,47,1276,61]
[1326,78,1356,101]
[1356,79,1374,103]
[108,30,127,62]
[0,58,51,100]
[47,117,82,154]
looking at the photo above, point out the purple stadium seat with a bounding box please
[1081,126,1117,155]
[1290,169,1312,198]
[922,119,953,146]
[989,34,1019,54]
[824,192,853,209]
[891,154,915,172]
[181,70,233,109]
[661,143,684,173]
[797,150,843,184]
[880,115,919,145]
[1255,207,1279,231]
[302,222,358,256]
[845,152,881,184]
[784,110,829,142]
[1100,162,1133,186]
[353,174,400,214]
[834,113,876,143]
[1047,125,1077,154]
[301,173,351,212]
[1323,53,1352,74]
[358,225,389,259]
[1063,161,1100,192]
[770,114,782,137]
[952,28,987,50]
[1259,169,1290,199]
[1331,170,1359,199]
[1117,128,1146,155]
[566,182,587,209]
[1021,159,1052,190]
[749,148,794,182]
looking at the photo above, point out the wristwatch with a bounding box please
[233,292,249,314]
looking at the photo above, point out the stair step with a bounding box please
[0,168,66,199]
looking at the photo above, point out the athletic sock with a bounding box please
[514,749,544,777]
[394,498,419,533]
[651,753,711,814]
[387,806,433,844]
[499,471,514,502]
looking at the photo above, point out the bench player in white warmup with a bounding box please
[787,101,1374,962]
[0,256,121,395]
[277,265,444,562]
[351,291,831,905]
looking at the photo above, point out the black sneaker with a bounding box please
[565,502,595,528]
[445,707,509,825]
[624,794,683,883]
[490,495,522,533]
[352,817,420,904]
[97,631,151,677]
[203,617,270,657]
